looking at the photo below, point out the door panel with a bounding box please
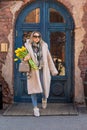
[14,0,74,102]
[50,31,66,76]
[48,31,67,102]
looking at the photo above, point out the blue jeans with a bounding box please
[31,93,45,107]
[31,69,45,107]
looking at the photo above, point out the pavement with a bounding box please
[0,105,87,130]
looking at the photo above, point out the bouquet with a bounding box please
[14,46,38,70]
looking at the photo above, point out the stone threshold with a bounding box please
[3,103,78,116]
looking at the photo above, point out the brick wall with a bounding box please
[0,1,13,103]
[78,1,87,80]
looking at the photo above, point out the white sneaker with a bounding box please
[42,98,47,109]
[33,107,40,117]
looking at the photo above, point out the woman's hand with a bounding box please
[52,71,59,76]
[24,54,31,61]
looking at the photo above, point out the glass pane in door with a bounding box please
[23,31,32,43]
[49,8,65,23]
[24,8,40,23]
[50,32,66,76]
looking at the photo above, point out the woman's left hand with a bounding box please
[52,71,58,76]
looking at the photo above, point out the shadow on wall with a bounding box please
[0,58,13,104]
[78,1,87,81]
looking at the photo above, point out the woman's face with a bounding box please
[32,33,41,43]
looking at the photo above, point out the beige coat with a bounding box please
[25,41,58,98]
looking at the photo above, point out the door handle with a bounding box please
[15,63,18,69]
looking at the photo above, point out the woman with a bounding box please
[24,31,58,117]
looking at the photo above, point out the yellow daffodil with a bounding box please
[14,58,18,61]
[16,53,20,57]
[21,46,26,51]
[15,49,19,54]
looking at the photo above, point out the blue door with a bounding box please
[14,0,74,102]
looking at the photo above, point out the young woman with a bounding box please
[24,31,58,117]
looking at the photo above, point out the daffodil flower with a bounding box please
[14,58,18,61]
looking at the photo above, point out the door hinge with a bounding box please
[71,30,74,37]
[16,30,18,37]
[16,63,18,69]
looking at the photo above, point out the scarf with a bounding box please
[32,42,43,68]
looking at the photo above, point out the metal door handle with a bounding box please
[16,63,18,69]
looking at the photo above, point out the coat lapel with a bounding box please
[41,41,47,66]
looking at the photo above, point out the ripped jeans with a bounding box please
[31,69,45,107]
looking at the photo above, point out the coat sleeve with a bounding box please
[47,49,58,76]
[24,42,31,61]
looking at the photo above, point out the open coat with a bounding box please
[25,41,58,98]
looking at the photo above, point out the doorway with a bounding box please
[14,0,74,102]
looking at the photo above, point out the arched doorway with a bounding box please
[14,0,74,103]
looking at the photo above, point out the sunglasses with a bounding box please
[33,35,41,38]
